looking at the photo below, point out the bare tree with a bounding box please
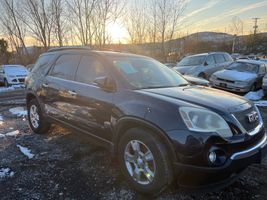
[52,0,65,46]
[230,16,243,36]
[124,0,149,44]
[93,0,126,47]
[150,0,187,61]
[20,0,54,49]
[0,0,28,54]
[66,0,97,46]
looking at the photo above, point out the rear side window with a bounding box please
[205,55,215,65]
[223,54,233,62]
[214,54,226,63]
[32,54,53,74]
[75,56,107,84]
[50,54,81,80]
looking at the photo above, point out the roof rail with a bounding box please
[208,51,226,54]
[47,46,91,52]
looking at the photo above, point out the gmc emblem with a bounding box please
[247,111,259,123]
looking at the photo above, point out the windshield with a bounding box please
[227,62,259,74]
[111,57,188,89]
[177,55,205,66]
[4,65,28,74]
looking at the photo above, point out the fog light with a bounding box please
[208,151,217,163]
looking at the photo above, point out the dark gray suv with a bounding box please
[25,47,266,195]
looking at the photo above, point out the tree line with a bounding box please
[0,0,187,63]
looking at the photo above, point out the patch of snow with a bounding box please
[0,134,5,138]
[254,101,267,107]
[5,130,20,137]
[9,107,27,117]
[0,168,14,178]
[17,145,34,159]
[0,86,15,93]
[244,90,264,101]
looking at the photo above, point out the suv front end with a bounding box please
[169,103,266,189]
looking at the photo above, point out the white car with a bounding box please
[0,65,29,87]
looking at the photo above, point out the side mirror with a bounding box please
[93,76,116,92]
[204,61,208,66]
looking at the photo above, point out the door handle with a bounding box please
[42,83,49,88]
[68,90,77,96]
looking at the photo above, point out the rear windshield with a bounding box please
[227,62,259,74]
[177,55,205,66]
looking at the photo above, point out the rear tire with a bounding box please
[198,73,206,79]
[118,127,173,195]
[27,98,51,134]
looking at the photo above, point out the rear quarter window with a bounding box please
[214,54,226,63]
[223,54,233,62]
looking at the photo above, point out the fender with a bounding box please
[112,116,178,162]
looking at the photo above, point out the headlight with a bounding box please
[179,107,233,138]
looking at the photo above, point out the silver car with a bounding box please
[210,60,267,93]
[173,52,233,79]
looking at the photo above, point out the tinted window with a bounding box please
[32,54,53,73]
[205,55,215,65]
[110,57,188,89]
[75,56,107,84]
[177,55,205,66]
[214,54,226,63]
[227,62,259,74]
[223,54,233,62]
[50,54,81,80]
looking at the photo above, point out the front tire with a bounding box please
[118,127,173,195]
[27,99,51,134]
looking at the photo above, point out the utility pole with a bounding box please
[252,18,260,35]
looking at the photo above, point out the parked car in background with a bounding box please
[0,65,29,87]
[210,60,267,93]
[164,63,176,68]
[173,52,233,79]
[263,74,267,94]
[183,75,210,86]
[26,47,267,195]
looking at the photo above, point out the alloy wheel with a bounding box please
[124,140,156,185]
[30,104,40,129]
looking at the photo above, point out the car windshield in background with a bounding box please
[227,62,259,74]
[112,57,188,89]
[177,56,205,66]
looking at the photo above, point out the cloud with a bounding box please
[223,1,267,17]
[186,0,221,18]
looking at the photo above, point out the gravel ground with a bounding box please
[0,99,267,199]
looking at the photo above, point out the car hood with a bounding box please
[214,69,257,82]
[142,86,251,114]
[5,68,29,76]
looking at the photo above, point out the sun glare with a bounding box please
[106,22,128,43]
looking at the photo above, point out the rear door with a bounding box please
[213,54,227,72]
[42,53,81,122]
[203,55,216,77]
[69,54,114,141]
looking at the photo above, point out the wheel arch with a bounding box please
[113,116,177,163]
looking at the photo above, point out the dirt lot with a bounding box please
[0,92,267,200]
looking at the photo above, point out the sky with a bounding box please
[181,0,267,35]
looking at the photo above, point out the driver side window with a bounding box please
[205,55,215,66]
